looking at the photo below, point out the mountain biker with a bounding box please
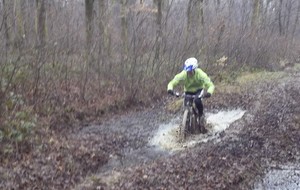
[167,57,215,122]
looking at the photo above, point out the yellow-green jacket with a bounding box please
[167,68,215,94]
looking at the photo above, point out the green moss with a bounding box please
[213,65,297,94]
[236,71,286,85]
[294,63,300,70]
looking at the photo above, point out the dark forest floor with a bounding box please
[1,65,300,190]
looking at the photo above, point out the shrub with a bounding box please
[0,92,36,145]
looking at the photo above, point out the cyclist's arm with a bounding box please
[167,71,186,91]
[198,70,215,94]
[204,77,215,94]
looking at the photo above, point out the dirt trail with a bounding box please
[1,66,299,190]
[73,66,300,189]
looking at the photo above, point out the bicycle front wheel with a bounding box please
[180,109,189,142]
[191,114,199,134]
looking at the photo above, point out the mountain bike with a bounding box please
[174,91,207,142]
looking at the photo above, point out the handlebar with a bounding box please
[173,90,206,99]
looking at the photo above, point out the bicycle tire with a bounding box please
[199,116,207,134]
[190,113,195,134]
[180,109,189,141]
[193,114,200,134]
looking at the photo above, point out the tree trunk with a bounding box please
[186,0,204,56]
[262,0,272,27]
[82,0,95,100]
[153,0,162,67]
[187,0,204,35]
[120,0,128,86]
[278,0,284,35]
[186,0,192,37]
[121,0,128,57]
[14,0,24,49]
[35,0,46,48]
[284,0,292,38]
[98,0,105,60]
[291,0,300,44]
[98,0,111,79]
[251,0,260,28]
[214,0,221,13]
[85,0,94,51]
[199,0,204,29]
[2,0,11,49]
[32,0,47,102]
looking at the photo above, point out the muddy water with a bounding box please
[149,109,246,151]
[78,109,246,188]
[254,165,300,190]
[102,109,245,168]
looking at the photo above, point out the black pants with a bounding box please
[185,89,203,117]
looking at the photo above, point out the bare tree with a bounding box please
[1,0,300,142]
[35,0,47,48]
[2,0,11,49]
[85,0,94,51]
[98,0,111,77]
[153,0,162,66]
[251,0,261,28]
[284,0,293,38]
[13,0,27,51]
[186,0,204,56]
[121,0,129,57]
[291,0,300,44]
[98,0,105,62]
[278,0,284,36]
[120,0,129,86]
[187,0,204,38]
[82,0,95,100]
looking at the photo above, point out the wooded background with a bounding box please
[0,0,300,144]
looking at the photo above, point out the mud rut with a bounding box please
[72,68,300,189]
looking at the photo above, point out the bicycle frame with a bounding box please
[184,94,199,115]
[179,94,202,141]
[173,91,206,141]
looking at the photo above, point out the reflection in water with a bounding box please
[149,109,246,151]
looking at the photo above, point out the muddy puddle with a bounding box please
[149,109,246,151]
[101,109,246,167]
[80,109,246,188]
[254,165,300,190]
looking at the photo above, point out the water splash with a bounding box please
[149,109,246,151]
[206,109,246,133]
[149,117,181,151]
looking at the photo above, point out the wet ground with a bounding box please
[254,164,300,190]
[75,67,300,190]
[149,109,246,151]
[1,66,300,189]
[76,108,248,189]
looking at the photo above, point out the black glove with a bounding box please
[167,89,174,96]
[204,92,211,98]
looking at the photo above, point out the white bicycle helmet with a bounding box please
[183,57,198,71]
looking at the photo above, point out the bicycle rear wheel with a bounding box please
[192,114,200,134]
[199,116,208,134]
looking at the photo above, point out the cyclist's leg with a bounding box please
[195,99,205,126]
[194,89,204,117]
[194,89,207,133]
